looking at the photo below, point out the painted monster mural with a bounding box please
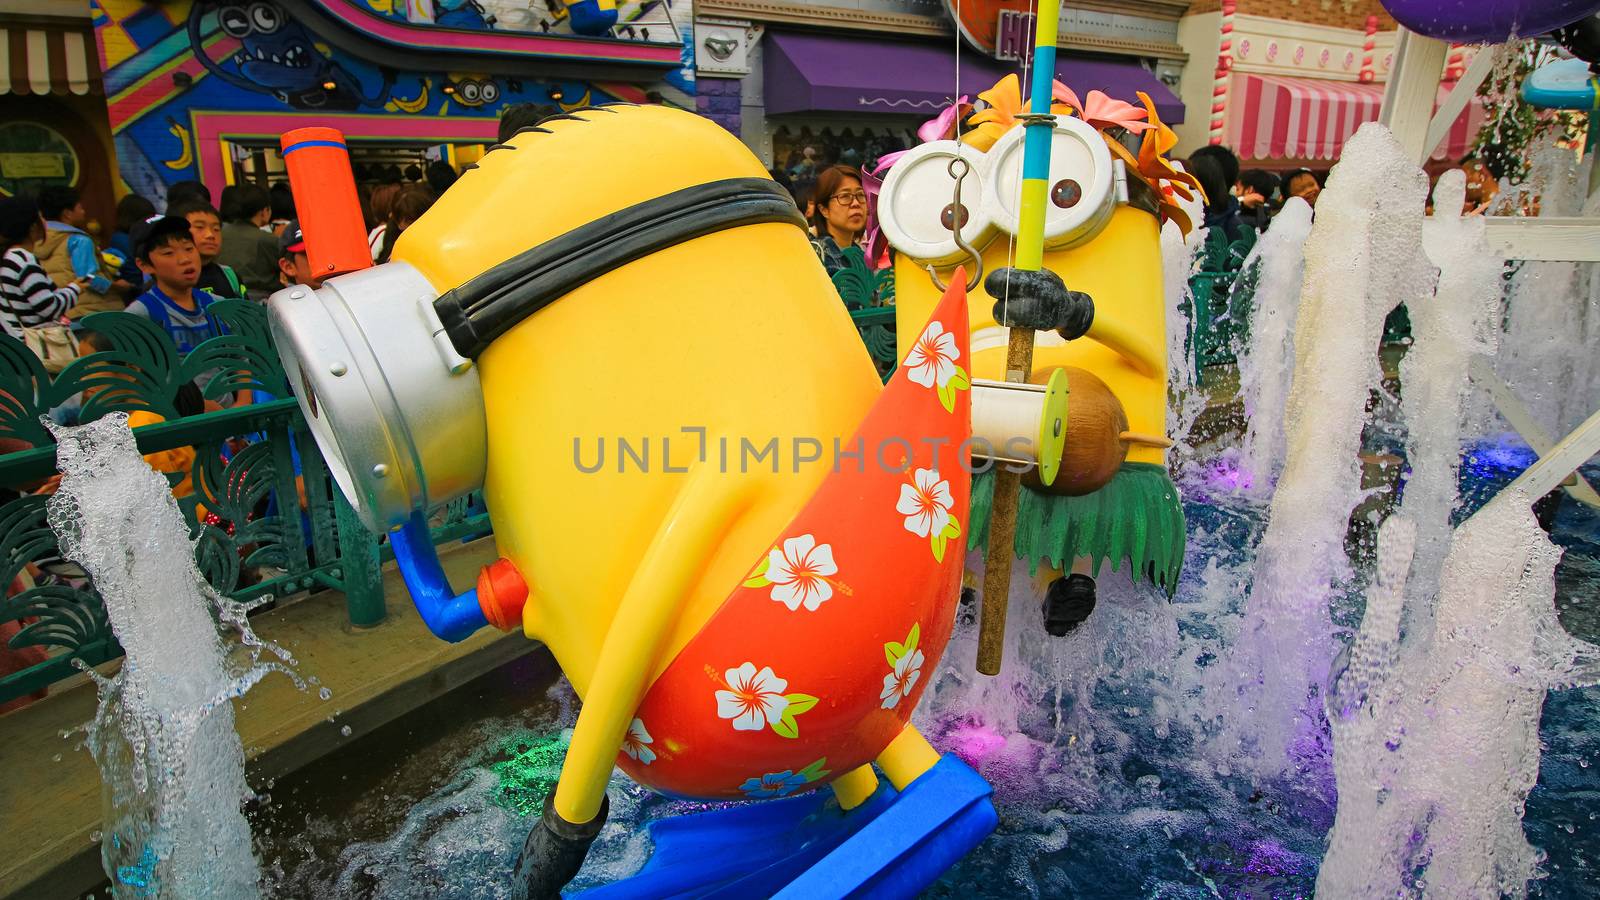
[195,1,381,109]
[90,0,693,203]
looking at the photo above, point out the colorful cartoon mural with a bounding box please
[90,0,692,201]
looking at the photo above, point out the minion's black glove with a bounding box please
[985,267,1095,341]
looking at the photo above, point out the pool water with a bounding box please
[246,447,1598,899]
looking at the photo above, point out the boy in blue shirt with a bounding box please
[126,214,222,354]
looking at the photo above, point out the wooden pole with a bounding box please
[976,0,1063,676]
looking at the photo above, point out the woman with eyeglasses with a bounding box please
[809,164,870,277]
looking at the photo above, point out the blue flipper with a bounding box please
[772,755,998,900]
[573,755,996,900]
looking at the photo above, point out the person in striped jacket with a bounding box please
[0,196,84,337]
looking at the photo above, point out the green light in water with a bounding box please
[488,731,570,817]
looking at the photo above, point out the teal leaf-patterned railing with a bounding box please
[0,301,486,706]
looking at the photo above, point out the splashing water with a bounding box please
[1320,494,1600,897]
[1399,169,1505,646]
[1235,198,1313,493]
[48,414,298,899]
[1220,123,1438,771]
[1492,142,1600,440]
[1163,216,1208,457]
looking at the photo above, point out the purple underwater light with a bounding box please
[1380,0,1600,43]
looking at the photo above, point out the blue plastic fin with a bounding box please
[389,510,488,642]
[572,755,995,900]
[773,755,998,899]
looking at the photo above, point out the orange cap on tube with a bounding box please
[280,126,371,279]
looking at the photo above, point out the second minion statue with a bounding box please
[879,75,1193,634]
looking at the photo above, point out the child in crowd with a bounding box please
[0,196,85,337]
[75,329,210,504]
[216,184,281,298]
[170,199,248,300]
[275,221,326,291]
[126,214,223,354]
[36,185,127,317]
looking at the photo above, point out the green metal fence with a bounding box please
[831,247,898,381]
[0,301,485,706]
[1187,228,1259,372]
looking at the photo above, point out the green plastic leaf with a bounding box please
[742,553,772,588]
[797,757,832,782]
[771,714,800,740]
[885,641,905,666]
[785,692,819,716]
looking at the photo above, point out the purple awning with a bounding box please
[763,31,1183,125]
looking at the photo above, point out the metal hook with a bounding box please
[925,155,984,293]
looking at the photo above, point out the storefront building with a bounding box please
[0,1,119,236]
[89,0,693,201]
[1174,0,1484,167]
[693,1,1191,174]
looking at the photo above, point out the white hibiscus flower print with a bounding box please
[904,320,960,389]
[715,662,791,732]
[880,648,925,709]
[897,467,954,538]
[620,717,655,765]
[766,534,838,612]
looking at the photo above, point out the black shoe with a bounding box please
[1043,574,1097,636]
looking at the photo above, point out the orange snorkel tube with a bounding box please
[279,126,371,280]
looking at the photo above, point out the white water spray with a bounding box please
[1236,198,1314,492]
[1399,170,1504,643]
[1320,493,1600,898]
[1220,124,1436,770]
[1163,215,1208,458]
[1493,142,1600,440]
[49,414,296,899]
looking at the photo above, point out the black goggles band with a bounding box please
[434,177,808,359]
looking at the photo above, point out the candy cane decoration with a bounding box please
[1359,15,1377,84]
[1208,0,1235,145]
[1445,44,1466,81]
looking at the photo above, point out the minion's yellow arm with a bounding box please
[552,461,757,826]
[1086,314,1164,379]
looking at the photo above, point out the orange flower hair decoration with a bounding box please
[1050,82,1152,134]
[958,76,1203,234]
[1108,91,1203,235]
[961,74,1022,153]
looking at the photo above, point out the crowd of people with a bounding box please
[0,153,460,367]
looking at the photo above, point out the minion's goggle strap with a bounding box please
[434,177,808,359]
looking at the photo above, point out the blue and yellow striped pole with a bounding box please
[977,1,1064,676]
[1013,9,1060,275]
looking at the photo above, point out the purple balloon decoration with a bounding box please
[1380,0,1600,43]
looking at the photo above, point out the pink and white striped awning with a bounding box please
[1226,73,1486,163]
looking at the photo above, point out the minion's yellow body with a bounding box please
[393,106,892,824]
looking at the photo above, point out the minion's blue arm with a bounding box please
[390,510,489,643]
